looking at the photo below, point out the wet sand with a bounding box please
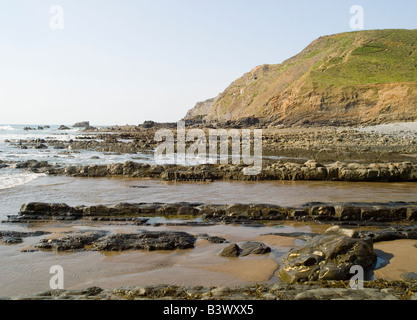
[0,220,308,297]
[198,258,279,282]
[374,240,417,280]
[255,235,296,247]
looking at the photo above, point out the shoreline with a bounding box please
[1,124,417,300]
[4,279,417,300]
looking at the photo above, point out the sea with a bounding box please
[0,124,157,191]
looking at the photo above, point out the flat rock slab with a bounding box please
[92,231,197,251]
[198,234,228,243]
[8,200,417,224]
[32,231,197,252]
[358,226,417,242]
[0,231,50,245]
[294,288,399,300]
[261,232,318,241]
[34,231,109,251]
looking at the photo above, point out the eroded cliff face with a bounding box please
[185,94,221,120]
[186,29,417,126]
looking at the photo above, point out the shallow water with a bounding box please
[0,124,155,169]
[1,175,417,219]
[0,219,317,296]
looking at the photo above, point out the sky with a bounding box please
[1,0,417,126]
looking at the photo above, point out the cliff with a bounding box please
[186,29,417,126]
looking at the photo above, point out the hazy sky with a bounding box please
[1,0,417,125]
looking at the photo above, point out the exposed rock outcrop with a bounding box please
[92,231,196,251]
[6,201,417,223]
[279,226,377,283]
[72,121,90,128]
[13,159,417,182]
[219,242,271,257]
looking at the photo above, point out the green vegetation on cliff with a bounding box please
[186,29,417,126]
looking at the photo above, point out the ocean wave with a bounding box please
[0,125,15,131]
[0,171,46,191]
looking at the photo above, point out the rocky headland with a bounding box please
[184,30,417,127]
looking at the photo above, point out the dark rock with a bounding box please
[156,203,200,216]
[86,287,103,296]
[361,206,394,221]
[309,206,336,219]
[141,121,155,128]
[220,243,240,257]
[73,121,90,128]
[10,201,417,224]
[226,204,251,217]
[219,242,270,257]
[133,217,149,225]
[358,226,417,242]
[34,143,48,149]
[58,125,70,130]
[0,231,50,245]
[239,242,271,257]
[290,209,309,218]
[19,202,83,219]
[199,234,228,243]
[335,205,362,220]
[1,236,23,244]
[262,232,319,241]
[34,231,108,251]
[234,117,260,127]
[279,228,377,283]
[15,160,51,170]
[407,208,417,221]
[92,231,196,251]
